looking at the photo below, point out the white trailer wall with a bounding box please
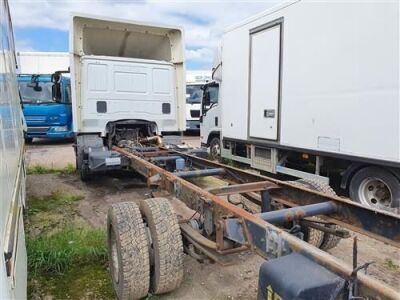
[17,51,69,74]
[0,1,27,299]
[221,0,399,162]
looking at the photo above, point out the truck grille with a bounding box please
[190,110,200,118]
[25,115,47,123]
[27,126,50,133]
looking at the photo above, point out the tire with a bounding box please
[349,166,400,211]
[24,137,33,144]
[209,137,221,160]
[140,197,184,294]
[77,150,90,181]
[107,202,150,300]
[291,179,342,250]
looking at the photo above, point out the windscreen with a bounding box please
[208,85,219,104]
[18,81,54,104]
[186,84,203,104]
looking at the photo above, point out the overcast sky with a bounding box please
[9,0,279,70]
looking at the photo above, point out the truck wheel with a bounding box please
[291,179,342,250]
[77,151,91,181]
[24,137,33,144]
[349,166,400,211]
[107,202,150,300]
[140,197,184,294]
[209,137,221,160]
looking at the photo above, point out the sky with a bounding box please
[9,0,279,70]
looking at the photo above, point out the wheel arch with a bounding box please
[341,163,400,190]
[206,130,220,146]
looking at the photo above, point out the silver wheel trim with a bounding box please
[358,177,392,209]
[110,227,120,284]
[211,143,220,158]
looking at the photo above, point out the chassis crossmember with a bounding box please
[113,145,400,299]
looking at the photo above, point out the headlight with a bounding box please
[53,125,68,132]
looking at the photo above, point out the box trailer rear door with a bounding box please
[249,22,282,140]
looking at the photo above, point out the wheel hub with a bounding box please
[359,178,392,209]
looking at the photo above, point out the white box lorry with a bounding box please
[70,14,185,180]
[201,0,400,212]
[17,51,69,74]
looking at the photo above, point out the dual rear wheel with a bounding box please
[107,198,184,300]
[291,179,342,251]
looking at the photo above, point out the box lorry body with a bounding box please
[17,52,69,74]
[210,0,400,211]
[0,0,28,299]
[70,14,185,179]
[18,73,73,141]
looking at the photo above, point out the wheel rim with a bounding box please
[110,226,120,284]
[211,143,220,159]
[358,177,392,209]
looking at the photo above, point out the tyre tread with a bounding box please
[107,202,150,300]
[140,197,184,294]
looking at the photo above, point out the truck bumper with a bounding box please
[26,126,74,139]
[186,120,200,130]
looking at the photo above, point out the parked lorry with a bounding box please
[200,79,220,157]
[17,52,69,74]
[201,0,400,212]
[185,70,211,131]
[70,14,185,180]
[18,72,73,142]
[1,0,28,298]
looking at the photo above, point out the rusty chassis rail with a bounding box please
[114,146,400,299]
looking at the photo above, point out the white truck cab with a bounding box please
[70,13,186,180]
[185,71,211,131]
[200,80,220,159]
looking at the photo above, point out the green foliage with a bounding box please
[27,225,107,275]
[27,191,82,214]
[384,258,400,271]
[26,189,113,298]
[27,163,76,175]
[61,163,76,175]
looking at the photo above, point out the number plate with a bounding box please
[105,157,121,166]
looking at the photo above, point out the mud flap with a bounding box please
[257,252,345,300]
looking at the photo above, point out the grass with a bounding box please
[27,163,76,175]
[384,258,400,271]
[27,191,83,214]
[26,189,113,298]
[27,225,107,274]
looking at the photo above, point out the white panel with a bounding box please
[87,63,108,91]
[249,25,281,140]
[80,57,177,134]
[152,68,171,94]
[114,72,147,93]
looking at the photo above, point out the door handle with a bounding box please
[264,109,275,118]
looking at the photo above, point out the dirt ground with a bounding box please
[25,136,400,299]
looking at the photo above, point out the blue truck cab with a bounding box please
[17,72,73,142]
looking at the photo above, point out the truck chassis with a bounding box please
[107,144,400,299]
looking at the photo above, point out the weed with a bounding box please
[62,163,76,175]
[27,191,83,214]
[384,259,400,271]
[27,163,76,175]
[27,225,107,275]
[27,165,52,175]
